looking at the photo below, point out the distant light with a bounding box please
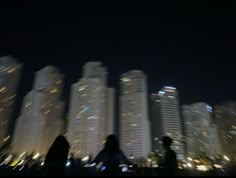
[121,78,131,82]
[148,159,152,162]
[19,152,26,158]
[129,165,134,168]
[196,165,208,172]
[158,91,165,95]
[19,165,24,171]
[194,159,200,163]
[87,116,97,120]
[188,157,193,161]
[168,96,175,99]
[165,86,176,90]
[3,136,10,142]
[101,165,106,171]
[17,160,24,166]
[131,123,137,127]
[41,162,44,166]
[130,156,135,160]
[7,68,16,73]
[213,164,223,169]
[153,164,158,168]
[82,156,89,162]
[187,163,192,168]
[50,89,57,94]
[206,105,213,112]
[122,166,128,172]
[66,160,71,167]
[10,160,19,167]
[223,155,230,161]
[0,87,6,93]
[32,153,40,160]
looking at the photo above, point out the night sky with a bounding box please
[0,1,236,126]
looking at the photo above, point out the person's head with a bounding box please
[162,136,173,150]
[104,135,119,152]
[49,135,70,155]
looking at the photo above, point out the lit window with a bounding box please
[50,89,57,94]
[56,80,62,84]
[7,68,16,73]
[0,87,6,93]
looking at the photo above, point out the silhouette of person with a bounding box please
[161,136,177,176]
[93,135,130,176]
[44,135,70,176]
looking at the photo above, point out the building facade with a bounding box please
[12,66,64,156]
[214,102,236,162]
[120,70,151,159]
[67,62,115,158]
[150,93,162,153]
[0,56,22,148]
[158,87,184,159]
[183,102,221,158]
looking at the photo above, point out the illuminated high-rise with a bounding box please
[12,66,64,156]
[158,86,184,159]
[120,70,151,159]
[214,102,236,161]
[67,62,115,158]
[182,103,221,158]
[0,56,22,148]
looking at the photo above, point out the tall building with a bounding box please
[0,56,22,148]
[12,66,64,156]
[67,62,115,158]
[120,70,151,159]
[214,102,236,161]
[158,87,184,159]
[182,103,221,158]
[150,94,162,153]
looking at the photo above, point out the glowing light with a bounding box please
[87,116,97,120]
[17,160,24,166]
[50,89,57,94]
[158,91,165,95]
[10,160,19,167]
[66,160,71,167]
[41,162,44,166]
[19,152,26,158]
[122,166,128,172]
[101,165,106,171]
[3,136,10,142]
[0,87,6,93]
[82,156,89,162]
[32,153,40,160]
[187,163,192,168]
[188,157,193,161]
[165,86,176,90]
[213,164,223,169]
[224,155,230,161]
[7,68,16,73]
[19,166,24,171]
[121,78,131,82]
[196,165,208,172]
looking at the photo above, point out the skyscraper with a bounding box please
[12,66,64,156]
[182,103,221,158]
[214,102,236,161]
[0,56,22,148]
[158,86,184,159]
[120,70,151,159]
[67,62,115,158]
[150,93,162,153]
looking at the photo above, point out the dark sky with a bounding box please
[0,1,236,122]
